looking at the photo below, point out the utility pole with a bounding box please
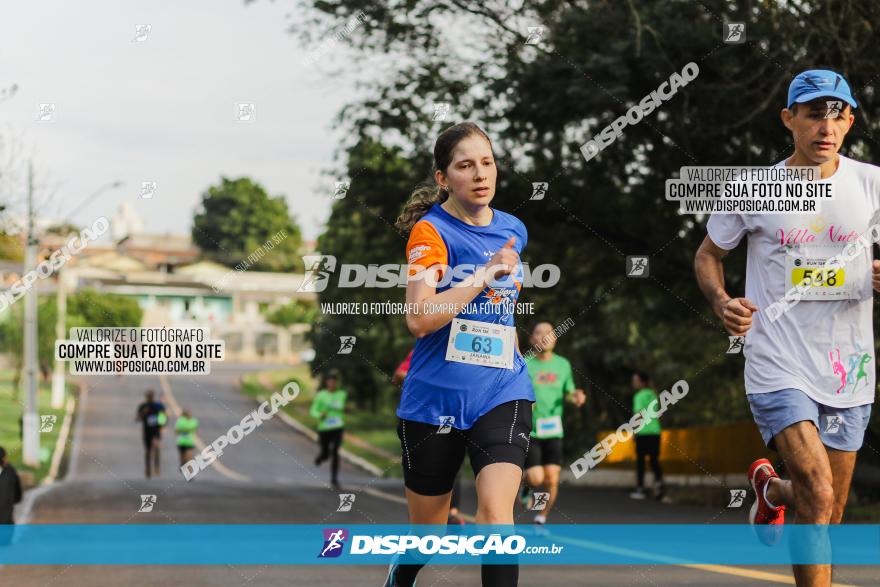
[22,162,39,466]
[50,270,68,409]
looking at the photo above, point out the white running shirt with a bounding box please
[707,155,880,407]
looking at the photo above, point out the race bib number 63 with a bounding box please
[445,318,515,369]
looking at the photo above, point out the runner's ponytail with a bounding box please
[396,183,448,234]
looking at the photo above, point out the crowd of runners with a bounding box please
[117,67,876,587]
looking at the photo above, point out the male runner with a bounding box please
[628,371,664,501]
[521,321,586,524]
[695,69,878,586]
[135,390,167,478]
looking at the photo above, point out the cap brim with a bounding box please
[790,90,857,109]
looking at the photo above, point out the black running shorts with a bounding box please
[524,437,564,468]
[397,399,532,496]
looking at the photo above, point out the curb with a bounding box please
[43,394,76,485]
[16,381,83,524]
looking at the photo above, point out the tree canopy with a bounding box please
[295,0,880,446]
[192,177,304,272]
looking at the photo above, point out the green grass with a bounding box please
[242,367,408,478]
[0,368,74,488]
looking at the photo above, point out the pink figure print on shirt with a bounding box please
[828,349,847,394]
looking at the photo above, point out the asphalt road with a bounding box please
[2,363,876,586]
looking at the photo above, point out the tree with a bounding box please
[310,138,422,411]
[0,289,144,395]
[66,289,143,328]
[192,177,304,272]
[266,299,318,327]
[293,0,880,451]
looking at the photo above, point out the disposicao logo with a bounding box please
[318,528,348,558]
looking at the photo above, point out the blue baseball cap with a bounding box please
[787,69,857,109]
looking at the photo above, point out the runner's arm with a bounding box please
[309,393,326,420]
[405,266,491,338]
[695,235,758,336]
[694,235,733,319]
[562,363,585,406]
[405,237,519,338]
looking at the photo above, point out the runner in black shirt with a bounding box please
[135,390,167,478]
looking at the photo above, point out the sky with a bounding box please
[0,0,360,241]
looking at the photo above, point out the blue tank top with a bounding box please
[398,203,534,429]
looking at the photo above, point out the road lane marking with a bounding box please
[44,394,76,484]
[159,374,250,482]
[353,485,860,586]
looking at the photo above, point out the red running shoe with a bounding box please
[748,458,786,545]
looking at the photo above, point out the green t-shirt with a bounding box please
[175,415,199,448]
[526,353,576,439]
[310,389,347,431]
[633,388,661,435]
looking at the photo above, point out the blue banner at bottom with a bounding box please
[1,524,878,565]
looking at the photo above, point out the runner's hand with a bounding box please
[571,389,587,407]
[484,237,519,282]
[721,297,758,336]
[873,260,880,292]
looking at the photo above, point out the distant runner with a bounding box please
[628,371,664,501]
[310,370,348,489]
[521,321,586,524]
[175,409,199,468]
[135,389,167,479]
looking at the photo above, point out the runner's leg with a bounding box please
[635,436,646,489]
[316,430,330,465]
[330,429,343,484]
[152,436,161,476]
[769,421,834,586]
[647,435,663,497]
[406,489,453,524]
[826,449,857,524]
[468,399,531,586]
[143,431,153,478]
[394,418,465,586]
[539,464,561,519]
[476,462,521,586]
[525,465,544,492]
[522,441,544,510]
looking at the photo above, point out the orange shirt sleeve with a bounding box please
[406,220,448,277]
